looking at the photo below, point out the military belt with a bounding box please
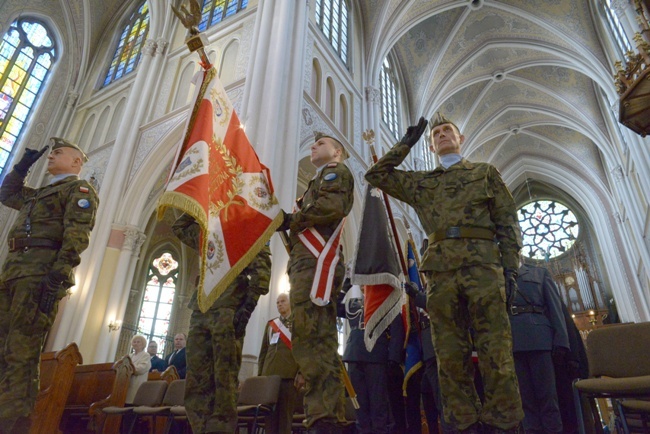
[430,227,495,243]
[509,305,545,315]
[8,237,61,252]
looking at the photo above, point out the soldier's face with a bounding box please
[47,147,83,175]
[276,294,290,317]
[310,138,341,167]
[430,123,464,156]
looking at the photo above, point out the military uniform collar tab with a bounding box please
[49,173,79,185]
[327,162,338,168]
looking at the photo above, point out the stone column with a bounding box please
[238,0,310,358]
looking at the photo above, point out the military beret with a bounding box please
[429,112,460,133]
[314,131,349,160]
[50,137,88,162]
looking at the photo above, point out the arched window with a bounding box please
[601,0,633,55]
[325,77,335,120]
[338,94,348,138]
[380,57,400,139]
[137,251,179,355]
[103,2,150,87]
[0,18,56,178]
[198,0,249,32]
[311,59,322,104]
[315,0,350,66]
[517,200,580,260]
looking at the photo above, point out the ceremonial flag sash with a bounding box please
[297,219,345,306]
[269,318,292,349]
[157,66,282,312]
[352,185,403,351]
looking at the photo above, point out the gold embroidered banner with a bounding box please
[158,67,282,312]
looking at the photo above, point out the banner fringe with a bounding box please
[198,211,284,312]
[402,361,423,396]
[363,287,402,352]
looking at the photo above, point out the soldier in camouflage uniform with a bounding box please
[365,114,524,434]
[277,132,354,434]
[172,214,271,434]
[0,138,98,433]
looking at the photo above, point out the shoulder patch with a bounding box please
[77,198,91,209]
[323,172,338,181]
[327,162,338,168]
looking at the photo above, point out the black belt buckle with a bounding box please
[510,305,519,316]
[446,227,461,239]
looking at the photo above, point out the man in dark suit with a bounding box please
[148,341,167,372]
[509,264,570,434]
[165,333,187,379]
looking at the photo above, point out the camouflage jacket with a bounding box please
[0,169,99,285]
[172,214,271,311]
[365,142,521,272]
[287,162,354,270]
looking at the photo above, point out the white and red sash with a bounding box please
[297,219,345,306]
[268,317,292,349]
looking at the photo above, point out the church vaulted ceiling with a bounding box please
[360,0,616,191]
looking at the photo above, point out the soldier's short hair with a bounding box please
[314,131,349,160]
[50,137,88,163]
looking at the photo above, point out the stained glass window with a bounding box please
[315,0,349,66]
[518,200,580,260]
[137,252,178,356]
[0,19,55,179]
[602,0,633,55]
[103,2,150,87]
[380,57,400,140]
[197,0,249,32]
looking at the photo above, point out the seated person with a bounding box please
[125,335,152,404]
[148,340,167,372]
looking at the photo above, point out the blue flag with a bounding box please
[403,241,424,394]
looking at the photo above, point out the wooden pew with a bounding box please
[147,365,179,384]
[59,355,134,434]
[30,343,83,434]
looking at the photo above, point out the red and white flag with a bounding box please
[158,66,282,312]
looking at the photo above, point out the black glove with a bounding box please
[504,268,518,305]
[404,281,420,298]
[14,146,49,175]
[39,272,65,315]
[400,117,428,148]
[233,295,257,339]
[277,210,292,232]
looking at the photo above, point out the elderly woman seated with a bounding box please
[125,335,152,404]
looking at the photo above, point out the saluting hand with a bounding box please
[401,117,428,148]
[14,146,49,175]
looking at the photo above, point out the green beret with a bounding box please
[50,137,88,162]
[429,112,460,133]
[314,131,349,159]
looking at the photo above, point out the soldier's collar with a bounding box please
[48,173,79,185]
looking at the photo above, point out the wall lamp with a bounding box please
[108,320,122,333]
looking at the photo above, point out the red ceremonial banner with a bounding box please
[158,67,282,312]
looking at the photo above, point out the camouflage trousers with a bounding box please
[0,276,58,429]
[289,264,346,428]
[426,264,524,430]
[185,306,242,434]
